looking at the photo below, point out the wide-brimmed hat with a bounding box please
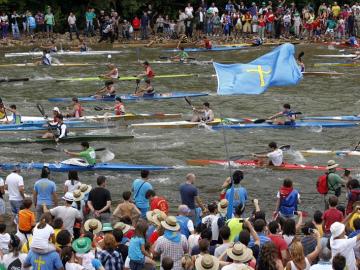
[161,216,180,231]
[218,199,228,214]
[227,243,254,263]
[102,223,113,232]
[330,222,345,239]
[146,209,167,226]
[78,184,92,194]
[327,160,339,170]
[72,189,84,202]
[53,107,60,113]
[62,192,74,202]
[114,222,132,234]
[72,237,92,254]
[84,219,102,234]
[195,254,219,270]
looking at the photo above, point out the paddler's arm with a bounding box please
[95,86,106,95]
[268,111,282,120]
[64,150,80,157]
[253,153,268,158]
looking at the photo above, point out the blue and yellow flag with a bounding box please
[214,43,303,95]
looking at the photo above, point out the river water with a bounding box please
[0,44,359,216]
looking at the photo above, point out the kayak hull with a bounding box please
[162,46,246,53]
[0,135,134,144]
[303,116,360,121]
[212,121,358,129]
[186,159,350,171]
[0,124,113,132]
[130,118,221,128]
[302,71,344,76]
[0,162,172,172]
[315,54,357,58]
[0,63,92,67]
[56,74,197,82]
[4,50,122,57]
[48,92,209,102]
[300,150,360,156]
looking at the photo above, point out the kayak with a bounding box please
[55,73,197,82]
[186,159,350,171]
[4,50,122,57]
[48,92,209,102]
[212,121,358,130]
[0,162,172,172]
[315,54,358,58]
[318,42,360,48]
[300,149,360,156]
[303,116,360,121]
[130,118,222,128]
[0,63,92,67]
[0,135,134,144]
[314,62,360,67]
[302,71,344,76]
[147,60,214,65]
[162,45,247,53]
[0,113,183,124]
[0,124,113,132]
[0,120,86,128]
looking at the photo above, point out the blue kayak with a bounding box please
[212,121,358,130]
[0,162,173,172]
[48,92,209,102]
[303,116,360,121]
[162,46,247,53]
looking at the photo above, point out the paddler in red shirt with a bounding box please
[137,61,155,81]
[145,189,169,214]
[66,97,84,118]
[114,97,125,115]
[198,35,212,49]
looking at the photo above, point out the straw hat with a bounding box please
[84,219,102,234]
[72,189,84,202]
[227,243,254,263]
[161,216,180,231]
[78,184,92,194]
[72,237,92,254]
[218,199,228,214]
[327,160,339,170]
[146,209,167,226]
[114,222,132,234]
[330,222,345,239]
[195,254,219,270]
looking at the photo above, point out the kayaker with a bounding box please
[0,102,6,121]
[66,97,84,118]
[6,104,21,124]
[171,46,189,62]
[191,102,214,123]
[297,52,305,72]
[114,97,125,115]
[137,61,155,81]
[36,49,52,66]
[95,81,116,98]
[176,34,189,49]
[134,79,155,97]
[64,142,96,166]
[52,107,62,123]
[253,142,283,166]
[199,36,212,49]
[100,64,119,80]
[42,114,68,141]
[268,103,296,125]
[79,39,88,52]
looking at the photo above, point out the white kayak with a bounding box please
[130,118,221,128]
[5,50,122,58]
[300,149,360,156]
[315,54,358,58]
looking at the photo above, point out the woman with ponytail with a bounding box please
[64,171,81,193]
[30,212,56,254]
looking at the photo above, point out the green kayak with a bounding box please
[0,135,134,144]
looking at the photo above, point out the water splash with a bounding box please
[287,150,307,162]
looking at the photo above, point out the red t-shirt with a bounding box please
[132,18,140,29]
[124,229,135,240]
[149,230,159,245]
[150,196,169,214]
[268,234,288,260]
[322,208,344,233]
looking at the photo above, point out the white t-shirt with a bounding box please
[50,206,81,235]
[64,180,81,192]
[65,262,84,270]
[267,149,283,166]
[309,262,333,270]
[5,172,24,201]
[222,263,249,270]
[202,214,216,229]
[31,223,54,249]
[330,236,358,270]
[188,234,200,254]
[185,6,194,17]
[77,252,95,270]
[2,252,27,269]
[0,233,11,252]
[68,15,76,25]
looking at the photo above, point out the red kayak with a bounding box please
[186,159,352,171]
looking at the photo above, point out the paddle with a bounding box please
[253,112,303,124]
[229,145,291,161]
[0,98,8,121]
[94,106,112,111]
[36,103,58,144]
[353,141,360,151]
[41,147,107,154]
[184,96,193,108]
[134,79,140,94]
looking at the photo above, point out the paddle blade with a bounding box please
[159,56,169,59]
[94,106,103,111]
[184,97,192,107]
[41,147,59,154]
[95,147,106,152]
[100,149,115,163]
[36,104,46,117]
[279,145,291,151]
[253,119,267,124]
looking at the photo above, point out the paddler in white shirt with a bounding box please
[191,102,214,123]
[253,142,283,166]
[34,50,52,66]
[42,114,68,142]
[99,64,119,80]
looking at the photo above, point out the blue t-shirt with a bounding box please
[34,178,56,206]
[128,236,145,262]
[225,186,248,210]
[24,250,63,270]
[180,183,198,209]
[132,179,152,209]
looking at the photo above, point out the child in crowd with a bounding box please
[0,223,10,254]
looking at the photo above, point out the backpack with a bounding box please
[317,173,329,194]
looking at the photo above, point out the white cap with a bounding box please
[330,222,345,239]
[62,192,74,202]
[53,107,60,113]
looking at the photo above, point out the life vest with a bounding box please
[146,66,155,79]
[74,104,83,118]
[204,39,212,49]
[114,103,125,115]
[279,190,298,216]
[176,215,191,238]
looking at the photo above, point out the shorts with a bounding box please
[143,92,155,97]
[284,121,295,126]
[10,200,23,215]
